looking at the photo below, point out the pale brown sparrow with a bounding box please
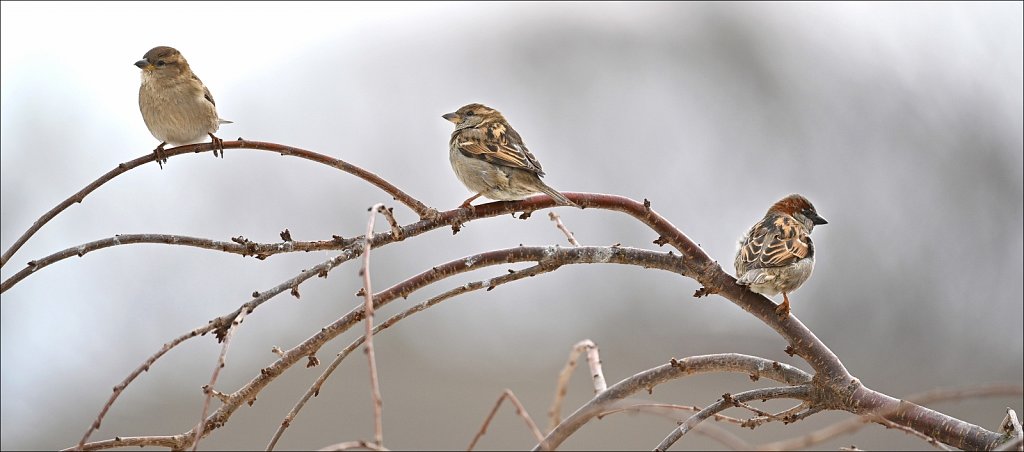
[734,194,828,317]
[443,103,578,208]
[135,46,231,169]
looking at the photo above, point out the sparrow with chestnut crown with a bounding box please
[734,194,828,317]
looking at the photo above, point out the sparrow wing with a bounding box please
[454,121,546,176]
[739,215,812,270]
[202,85,217,107]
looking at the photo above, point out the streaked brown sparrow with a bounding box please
[443,103,578,208]
[734,194,828,317]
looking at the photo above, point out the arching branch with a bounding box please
[0,140,436,269]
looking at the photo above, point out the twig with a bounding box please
[68,436,182,450]
[548,340,604,431]
[192,308,249,450]
[468,389,545,451]
[548,212,580,246]
[74,325,212,450]
[266,259,562,450]
[535,355,812,451]
[318,440,390,451]
[0,140,437,270]
[2,233,355,293]
[76,248,360,449]
[598,403,748,426]
[654,385,812,451]
[361,204,386,448]
[734,401,809,429]
[693,422,754,450]
[997,408,1023,452]
[378,206,403,240]
[49,192,1007,450]
[870,414,955,451]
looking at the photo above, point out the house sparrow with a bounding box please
[442,103,578,208]
[734,194,828,317]
[135,46,231,169]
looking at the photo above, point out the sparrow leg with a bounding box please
[460,193,483,209]
[152,142,168,170]
[209,133,224,158]
[775,293,791,317]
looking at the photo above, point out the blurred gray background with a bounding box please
[2,2,1021,450]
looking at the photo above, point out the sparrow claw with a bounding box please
[152,142,168,170]
[209,133,224,158]
[460,193,482,209]
[775,293,791,318]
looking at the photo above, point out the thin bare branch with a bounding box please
[598,403,749,426]
[535,354,812,451]
[76,247,360,449]
[75,324,211,449]
[997,408,1023,452]
[193,308,249,451]
[65,435,184,451]
[468,389,545,451]
[268,248,671,448]
[48,190,1005,450]
[693,422,755,451]
[548,212,580,246]
[548,340,604,431]
[654,385,813,451]
[318,440,390,451]
[0,140,435,270]
[2,233,353,293]
[361,205,385,448]
[870,414,956,451]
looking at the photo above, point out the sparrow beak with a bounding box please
[442,112,460,124]
[134,59,153,71]
[811,214,828,225]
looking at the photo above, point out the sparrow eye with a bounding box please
[155,60,166,67]
[464,111,475,116]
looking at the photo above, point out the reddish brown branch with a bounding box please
[0,140,435,270]
[74,325,211,450]
[94,246,687,452]
[75,246,361,448]
[758,384,1024,451]
[193,308,248,450]
[654,386,813,451]
[535,354,813,450]
[2,233,355,293]
[45,191,1005,450]
[267,261,562,450]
